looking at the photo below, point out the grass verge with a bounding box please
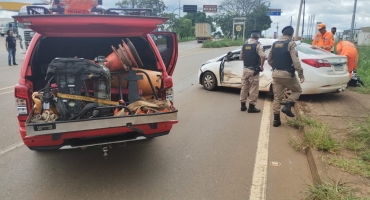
[324,156,370,178]
[287,115,340,152]
[355,46,370,94]
[304,179,369,200]
[202,39,245,48]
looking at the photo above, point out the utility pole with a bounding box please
[301,0,305,39]
[295,0,304,40]
[276,22,279,37]
[307,15,311,37]
[254,18,256,29]
[350,0,357,42]
[290,16,292,26]
[179,0,181,17]
[132,0,135,8]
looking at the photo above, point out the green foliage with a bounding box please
[325,156,370,178]
[305,179,368,200]
[355,46,370,93]
[202,39,244,48]
[115,0,166,16]
[214,0,271,38]
[183,12,216,32]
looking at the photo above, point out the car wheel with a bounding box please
[202,72,217,91]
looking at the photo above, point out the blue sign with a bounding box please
[266,11,281,16]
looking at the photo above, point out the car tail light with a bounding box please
[301,59,331,68]
[163,76,174,103]
[14,84,30,115]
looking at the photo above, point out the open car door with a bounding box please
[219,51,243,85]
[150,32,178,76]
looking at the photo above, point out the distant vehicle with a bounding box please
[195,23,212,43]
[198,38,349,96]
[0,22,17,36]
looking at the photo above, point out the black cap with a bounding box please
[281,26,294,33]
[251,30,261,34]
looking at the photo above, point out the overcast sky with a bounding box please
[1,0,369,37]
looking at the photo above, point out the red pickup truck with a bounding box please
[13,7,178,153]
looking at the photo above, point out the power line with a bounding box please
[327,0,370,17]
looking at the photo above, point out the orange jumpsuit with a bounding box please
[312,31,334,52]
[336,41,358,78]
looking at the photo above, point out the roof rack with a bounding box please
[26,6,51,15]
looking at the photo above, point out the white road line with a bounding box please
[0,90,13,96]
[249,98,272,200]
[0,142,24,156]
[0,86,14,91]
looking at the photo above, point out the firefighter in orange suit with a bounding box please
[312,23,334,52]
[336,40,358,79]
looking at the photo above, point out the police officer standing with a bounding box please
[267,26,305,127]
[239,30,266,113]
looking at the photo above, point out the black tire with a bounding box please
[202,72,217,91]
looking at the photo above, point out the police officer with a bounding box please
[267,26,305,127]
[239,30,266,113]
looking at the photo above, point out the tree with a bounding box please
[244,4,272,38]
[214,0,271,38]
[116,0,166,16]
[183,12,216,32]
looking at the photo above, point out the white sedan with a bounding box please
[197,38,349,96]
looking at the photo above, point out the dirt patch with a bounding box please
[294,90,370,199]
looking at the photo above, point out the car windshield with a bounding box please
[296,44,332,55]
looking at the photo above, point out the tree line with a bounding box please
[116,0,272,39]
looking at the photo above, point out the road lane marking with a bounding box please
[0,91,13,96]
[249,98,272,200]
[0,86,14,91]
[0,142,24,156]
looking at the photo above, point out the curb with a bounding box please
[294,102,323,186]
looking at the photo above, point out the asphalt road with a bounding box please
[0,39,311,200]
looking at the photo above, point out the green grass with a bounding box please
[202,39,245,48]
[324,156,370,178]
[346,118,370,154]
[305,179,369,200]
[287,115,340,152]
[355,46,370,93]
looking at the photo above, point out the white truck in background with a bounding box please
[17,3,52,53]
[195,23,212,43]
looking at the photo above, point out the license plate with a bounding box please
[33,123,56,131]
[166,94,173,101]
[334,65,343,71]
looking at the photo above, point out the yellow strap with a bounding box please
[56,93,119,106]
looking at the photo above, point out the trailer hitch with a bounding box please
[126,123,144,133]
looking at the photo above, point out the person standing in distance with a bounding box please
[268,26,305,127]
[331,27,337,53]
[6,30,17,66]
[239,30,266,113]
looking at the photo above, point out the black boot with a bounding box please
[273,113,281,127]
[241,102,247,111]
[248,104,260,113]
[282,101,295,117]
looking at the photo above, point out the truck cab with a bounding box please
[13,4,179,153]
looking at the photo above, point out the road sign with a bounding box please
[183,5,197,12]
[203,5,217,13]
[266,8,282,16]
[266,11,281,16]
[236,25,242,32]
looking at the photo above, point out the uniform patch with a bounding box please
[274,43,283,48]
[245,46,252,50]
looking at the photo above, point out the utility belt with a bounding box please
[272,67,296,78]
[244,65,261,76]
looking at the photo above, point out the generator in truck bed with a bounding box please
[13,1,178,155]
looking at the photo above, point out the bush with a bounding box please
[202,39,245,48]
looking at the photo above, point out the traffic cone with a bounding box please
[104,46,131,72]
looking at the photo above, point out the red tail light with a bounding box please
[301,59,331,68]
[163,76,173,89]
[14,84,30,115]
